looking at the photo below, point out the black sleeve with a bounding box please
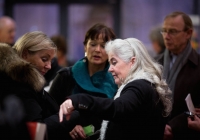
[43,112,78,140]
[19,91,77,140]
[49,67,75,105]
[0,95,31,139]
[70,81,150,122]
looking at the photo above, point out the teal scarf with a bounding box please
[72,58,117,98]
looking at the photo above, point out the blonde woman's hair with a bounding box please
[105,38,172,117]
[13,31,56,57]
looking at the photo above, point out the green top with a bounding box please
[72,57,117,98]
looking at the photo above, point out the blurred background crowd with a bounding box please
[0,0,200,63]
[1,0,200,139]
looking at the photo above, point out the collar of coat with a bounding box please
[157,43,199,67]
[0,44,45,92]
[71,57,118,99]
[188,49,199,66]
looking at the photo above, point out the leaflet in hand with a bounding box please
[185,93,195,113]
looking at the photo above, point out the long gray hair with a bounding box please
[105,38,172,117]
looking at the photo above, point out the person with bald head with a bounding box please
[0,16,16,45]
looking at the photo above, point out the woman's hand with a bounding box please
[163,124,173,140]
[69,125,87,140]
[59,99,74,122]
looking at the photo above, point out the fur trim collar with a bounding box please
[0,44,45,92]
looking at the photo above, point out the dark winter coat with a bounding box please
[0,45,76,140]
[157,49,200,119]
[69,80,166,140]
[49,58,118,139]
[157,49,200,139]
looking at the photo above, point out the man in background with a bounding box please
[0,16,16,45]
[158,11,200,140]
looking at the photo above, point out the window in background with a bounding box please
[14,4,59,40]
[121,0,194,56]
[67,4,114,62]
[190,15,200,53]
[0,0,4,17]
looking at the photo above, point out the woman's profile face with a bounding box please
[84,34,108,66]
[108,53,134,85]
[23,49,55,75]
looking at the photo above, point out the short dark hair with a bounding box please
[51,35,67,54]
[83,23,116,45]
[164,11,193,31]
[149,26,165,53]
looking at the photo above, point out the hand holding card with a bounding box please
[185,93,195,114]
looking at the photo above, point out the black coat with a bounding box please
[69,80,166,140]
[157,49,200,139]
[49,67,76,105]
[0,72,77,140]
[0,95,31,140]
[0,45,76,140]
[157,49,200,119]
[44,57,62,87]
[49,67,109,106]
[49,67,110,139]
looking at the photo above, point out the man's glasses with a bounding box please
[160,29,185,36]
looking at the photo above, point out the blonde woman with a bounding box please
[0,31,72,140]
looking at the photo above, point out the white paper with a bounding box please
[185,93,195,113]
[35,123,46,140]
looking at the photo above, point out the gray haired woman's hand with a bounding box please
[59,99,74,122]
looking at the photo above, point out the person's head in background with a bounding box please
[51,35,68,67]
[83,23,116,76]
[0,16,16,45]
[149,26,165,55]
[161,11,193,55]
[13,31,57,76]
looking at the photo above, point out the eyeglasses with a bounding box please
[160,29,185,36]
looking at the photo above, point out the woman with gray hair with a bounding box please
[59,38,172,140]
